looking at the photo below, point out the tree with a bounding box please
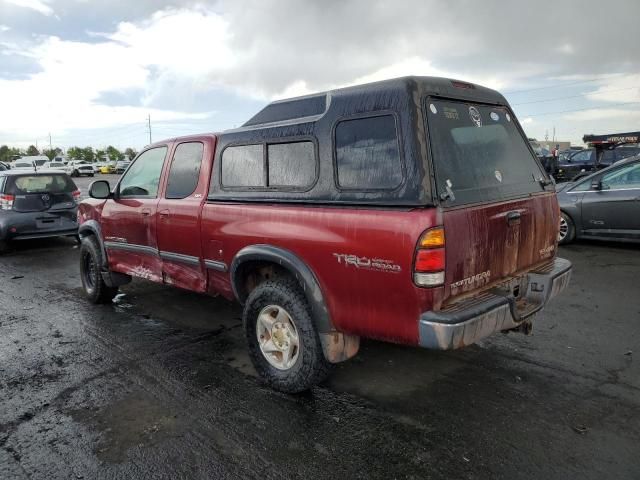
[26,145,39,156]
[82,147,95,163]
[124,147,137,160]
[106,145,123,162]
[0,145,8,163]
[43,147,62,161]
[67,146,84,160]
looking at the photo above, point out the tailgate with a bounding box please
[442,193,559,302]
[13,192,75,212]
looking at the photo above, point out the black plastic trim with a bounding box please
[230,244,332,333]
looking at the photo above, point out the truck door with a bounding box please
[156,140,209,292]
[581,161,640,238]
[101,146,169,282]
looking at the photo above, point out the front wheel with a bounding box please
[80,236,118,304]
[72,170,79,177]
[558,212,575,245]
[0,239,10,254]
[243,279,331,393]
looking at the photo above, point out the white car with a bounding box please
[12,160,37,171]
[41,161,68,172]
[67,161,95,177]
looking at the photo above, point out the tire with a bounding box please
[243,279,331,393]
[89,173,94,177]
[558,211,575,245]
[72,170,79,178]
[80,236,118,304]
[0,239,10,254]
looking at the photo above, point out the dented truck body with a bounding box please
[79,76,571,391]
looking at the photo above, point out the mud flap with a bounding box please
[319,332,360,363]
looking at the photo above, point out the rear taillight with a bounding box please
[0,194,14,210]
[72,190,81,204]
[414,227,445,287]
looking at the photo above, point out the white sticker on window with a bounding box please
[490,112,499,121]
[430,103,437,114]
[506,113,511,122]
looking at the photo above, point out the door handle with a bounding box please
[141,208,151,217]
[158,209,170,219]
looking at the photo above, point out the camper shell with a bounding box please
[209,76,545,206]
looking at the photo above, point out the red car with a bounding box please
[78,77,572,392]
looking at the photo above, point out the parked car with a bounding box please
[0,171,80,252]
[555,146,638,182]
[99,162,116,174]
[557,155,640,244]
[78,76,571,393]
[41,161,67,171]
[67,161,94,177]
[0,162,8,171]
[12,160,37,171]
[115,160,131,174]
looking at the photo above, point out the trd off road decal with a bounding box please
[333,253,402,273]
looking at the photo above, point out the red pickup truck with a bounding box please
[78,77,572,392]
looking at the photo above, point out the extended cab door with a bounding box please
[580,161,640,238]
[101,146,169,282]
[156,139,211,292]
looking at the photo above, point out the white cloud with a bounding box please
[585,74,640,103]
[0,8,227,140]
[0,25,11,32]
[564,108,640,122]
[556,44,575,55]
[3,0,54,16]
[521,117,534,125]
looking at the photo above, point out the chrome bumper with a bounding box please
[418,257,572,350]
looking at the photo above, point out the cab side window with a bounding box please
[119,147,167,198]
[166,142,204,199]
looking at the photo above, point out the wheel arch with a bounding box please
[78,220,107,268]
[230,244,333,334]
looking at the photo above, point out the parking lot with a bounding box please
[1,189,638,480]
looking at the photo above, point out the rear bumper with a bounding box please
[418,257,572,350]
[0,211,78,241]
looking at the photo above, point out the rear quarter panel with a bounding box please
[201,204,442,345]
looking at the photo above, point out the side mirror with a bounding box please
[89,180,111,199]
[590,180,602,190]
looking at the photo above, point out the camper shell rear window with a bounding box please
[426,98,546,206]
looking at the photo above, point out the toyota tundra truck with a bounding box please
[78,76,572,393]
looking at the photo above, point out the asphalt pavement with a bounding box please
[0,203,638,479]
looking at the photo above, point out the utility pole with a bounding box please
[552,126,556,143]
[147,114,152,144]
[49,132,52,150]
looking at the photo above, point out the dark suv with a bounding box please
[78,77,572,392]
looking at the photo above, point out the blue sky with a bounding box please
[0,0,639,151]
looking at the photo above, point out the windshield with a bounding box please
[426,99,546,206]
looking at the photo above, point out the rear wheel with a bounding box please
[80,236,118,303]
[72,170,79,177]
[0,239,10,254]
[243,279,331,393]
[558,212,575,245]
